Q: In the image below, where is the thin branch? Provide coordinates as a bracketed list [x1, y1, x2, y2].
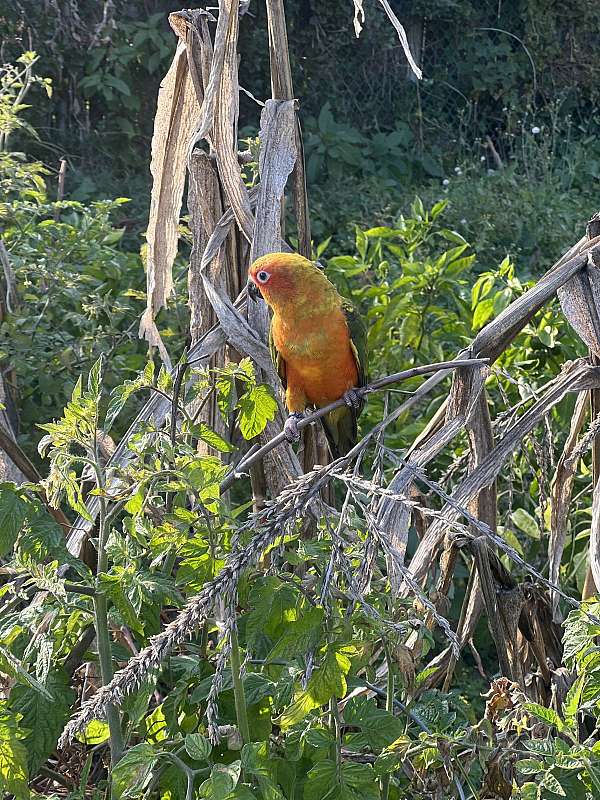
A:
[220, 357, 489, 492]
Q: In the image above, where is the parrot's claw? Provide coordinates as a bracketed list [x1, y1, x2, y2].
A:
[343, 388, 362, 409]
[283, 412, 304, 443]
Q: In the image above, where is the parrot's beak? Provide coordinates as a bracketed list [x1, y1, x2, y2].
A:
[247, 280, 262, 302]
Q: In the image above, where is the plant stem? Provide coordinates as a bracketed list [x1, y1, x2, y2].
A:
[229, 624, 251, 744]
[381, 649, 394, 800]
[94, 493, 124, 765]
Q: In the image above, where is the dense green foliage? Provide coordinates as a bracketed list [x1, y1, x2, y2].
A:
[1, 2, 600, 798]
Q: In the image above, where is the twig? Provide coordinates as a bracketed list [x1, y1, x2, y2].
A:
[220, 358, 489, 492]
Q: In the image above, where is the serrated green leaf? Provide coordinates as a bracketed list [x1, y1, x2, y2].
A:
[541, 771, 567, 796]
[196, 423, 235, 453]
[523, 702, 564, 731]
[343, 696, 404, 750]
[77, 719, 110, 745]
[303, 759, 378, 800]
[9, 668, 75, 773]
[112, 742, 157, 799]
[517, 758, 544, 775]
[238, 384, 278, 439]
[185, 732, 212, 762]
[277, 646, 350, 729]
[0, 707, 29, 800]
[0, 487, 28, 556]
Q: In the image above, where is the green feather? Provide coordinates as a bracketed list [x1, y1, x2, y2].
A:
[320, 299, 367, 457]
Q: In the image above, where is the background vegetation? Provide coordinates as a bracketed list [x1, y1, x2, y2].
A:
[1, 1, 600, 798]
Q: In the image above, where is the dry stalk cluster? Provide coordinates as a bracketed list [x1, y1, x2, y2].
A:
[53, 1, 600, 746]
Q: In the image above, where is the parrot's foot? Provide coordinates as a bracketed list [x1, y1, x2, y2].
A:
[343, 388, 362, 409]
[283, 412, 304, 443]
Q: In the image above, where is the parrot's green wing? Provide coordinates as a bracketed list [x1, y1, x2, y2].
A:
[321, 299, 368, 459]
[269, 322, 287, 389]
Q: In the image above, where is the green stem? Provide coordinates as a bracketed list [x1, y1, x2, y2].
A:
[94, 494, 124, 766]
[381, 649, 394, 800]
[229, 625, 251, 745]
[329, 697, 342, 779]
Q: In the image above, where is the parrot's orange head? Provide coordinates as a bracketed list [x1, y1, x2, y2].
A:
[248, 252, 320, 308]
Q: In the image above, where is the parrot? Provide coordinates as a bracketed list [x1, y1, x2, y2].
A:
[247, 252, 367, 457]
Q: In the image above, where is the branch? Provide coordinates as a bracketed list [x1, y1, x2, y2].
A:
[220, 358, 490, 493]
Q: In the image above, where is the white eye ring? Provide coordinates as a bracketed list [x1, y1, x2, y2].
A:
[256, 270, 271, 284]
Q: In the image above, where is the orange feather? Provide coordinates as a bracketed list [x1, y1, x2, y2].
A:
[248, 253, 359, 414]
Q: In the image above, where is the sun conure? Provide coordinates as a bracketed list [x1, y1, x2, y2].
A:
[248, 252, 367, 457]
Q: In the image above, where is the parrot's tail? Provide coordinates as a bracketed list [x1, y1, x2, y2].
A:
[320, 404, 362, 459]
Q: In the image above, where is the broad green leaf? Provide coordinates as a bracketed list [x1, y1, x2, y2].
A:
[212, 761, 241, 797]
[0, 707, 29, 800]
[343, 696, 404, 750]
[472, 297, 494, 329]
[77, 720, 110, 745]
[511, 508, 540, 539]
[523, 702, 564, 731]
[308, 647, 351, 704]
[541, 772, 567, 796]
[303, 759, 378, 800]
[196, 422, 235, 453]
[517, 758, 544, 775]
[267, 605, 324, 661]
[238, 384, 278, 439]
[9, 668, 75, 773]
[0, 486, 28, 556]
[185, 732, 212, 762]
[277, 646, 350, 729]
[112, 742, 157, 799]
[243, 673, 276, 706]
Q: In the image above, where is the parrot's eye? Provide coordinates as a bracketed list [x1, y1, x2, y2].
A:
[256, 270, 271, 284]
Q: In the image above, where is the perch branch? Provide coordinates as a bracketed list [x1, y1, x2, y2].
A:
[220, 357, 490, 493]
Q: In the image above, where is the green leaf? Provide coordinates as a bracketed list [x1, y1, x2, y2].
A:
[243, 673, 277, 706]
[563, 675, 583, 721]
[541, 772, 567, 796]
[88, 355, 103, 397]
[185, 732, 212, 762]
[105, 75, 132, 96]
[343, 696, 404, 750]
[304, 759, 378, 800]
[211, 761, 241, 797]
[511, 508, 540, 539]
[277, 646, 350, 729]
[77, 720, 110, 745]
[112, 742, 157, 799]
[105, 381, 140, 430]
[0, 646, 53, 699]
[196, 422, 235, 453]
[517, 758, 545, 775]
[523, 702, 564, 731]
[0, 486, 28, 556]
[472, 297, 494, 329]
[9, 668, 75, 773]
[98, 571, 144, 634]
[308, 647, 351, 705]
[0, 706, 29, 800]
[238, 384, 278, 439]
